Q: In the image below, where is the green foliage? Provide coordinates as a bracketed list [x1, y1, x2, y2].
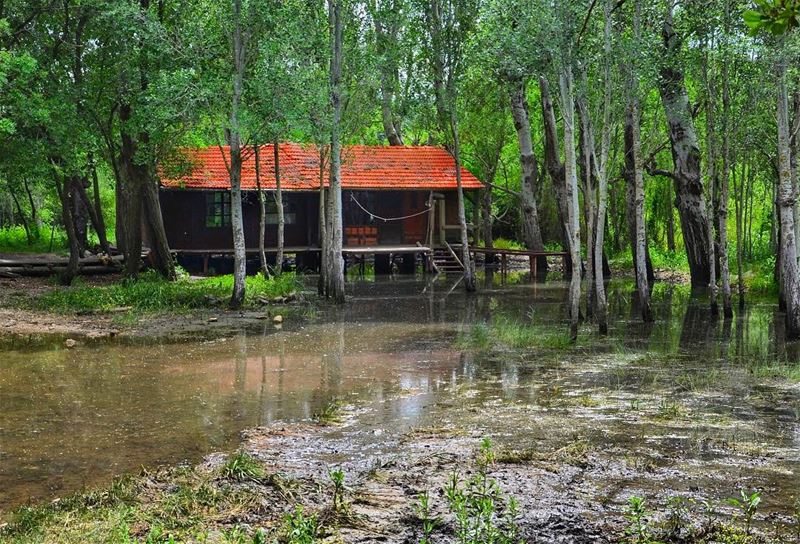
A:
[282, 505, 319, 544]
[415, 490, 438, 544]
[441, 439, 522, 544]
[726, 490, 762, 536]
[28, 271, 301, 314]
[492, 238, 526, 251]
[743, 0, 800, 35]
[328, 468, 347, 515]
[458, 317, 573, 351]
[625, 497, 660, 544]
[221, 451, 265, 482]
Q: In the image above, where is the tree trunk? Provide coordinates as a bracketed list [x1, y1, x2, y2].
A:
[540, 76, 573, 275]
[450, 109, 476, 292]
[228, 0, 247, 309]
[370, 5, 403, 146]
[734, 156, 745, 310]
[141, 175, 176, 279]
[702, 51, 719, 316]
[54, 175, 80, 285]
[624, 117, 655, 286]
[327, 0, 346, 303]
[89, 154, 111, 255]
[71, 176, 89, 255]
[119, 104, 144, 277]
[719, 23, 732, 318]
[274, 138, 285, 275]
[558, 66, 582, 341]
[74, 173, 109, 256]
[22, 178, 39, 233]
[658, 13, 712, 289]
[577, 86, 596, 318]
[254, 144, 269, 276]
[318, 146, 328, 296]
[8, 183, 32, 245]
[508, 78, 547, 273]
[481, 187, 493, 256]
[627, 0, 653, 323]
[777, 55, 800, 339]
[594, 0, 613, 335]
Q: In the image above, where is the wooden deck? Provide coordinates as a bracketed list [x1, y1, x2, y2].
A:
[170, 245, 566, 277]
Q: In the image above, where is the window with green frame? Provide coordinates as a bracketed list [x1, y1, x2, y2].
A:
[205, 192, 231, 228]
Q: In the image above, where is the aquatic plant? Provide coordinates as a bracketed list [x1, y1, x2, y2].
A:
[727, 489, 762, 536]
[221, 451, 265, 482]
[313, 400, 343, 425]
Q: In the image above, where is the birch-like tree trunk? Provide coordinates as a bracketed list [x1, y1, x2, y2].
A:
[577, 83, 596, 318]
[327, 0, 346, 303]
[254, 144, 268, 276]
[274, 138, 284, 275]
[593, 0, 613, 335]
[228, 0, 247, 309]
[450, 109, 476, 291]
[626, 0, 653, 323]
[558, 67, 582, 340]
[776, 55, 800, 339]
[658, 11, 712, 289]
[702, 51, 719, 316]
[719, 13, 732, 317]
[318, 146, 328, 296]
[508, 77, 547, 272]
[54, 174, 80, 285]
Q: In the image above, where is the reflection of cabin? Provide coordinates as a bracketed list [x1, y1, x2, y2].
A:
[158, 143, 483, 273]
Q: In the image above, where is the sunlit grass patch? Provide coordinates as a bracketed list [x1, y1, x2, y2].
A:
[221, 451, 265, 482]
[457, 317, 573, 351]
[26, 271, 302, 314]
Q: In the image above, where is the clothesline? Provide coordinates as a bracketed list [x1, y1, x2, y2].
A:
[350, 194, 432, 222]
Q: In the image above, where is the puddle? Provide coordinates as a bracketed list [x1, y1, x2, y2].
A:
[0, 274, 798, 522]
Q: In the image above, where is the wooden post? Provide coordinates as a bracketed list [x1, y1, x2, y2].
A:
[529, 254, 537, 279]
[501, 253, 507, 275]
[203, 254, 209, 276]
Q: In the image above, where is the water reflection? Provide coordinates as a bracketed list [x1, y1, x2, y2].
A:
[0, 275, 798, 513]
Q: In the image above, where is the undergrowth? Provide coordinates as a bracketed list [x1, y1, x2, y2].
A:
[24, 271, 301, 314]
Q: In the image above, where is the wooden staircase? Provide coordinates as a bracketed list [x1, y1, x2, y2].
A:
[431, 243, 465, 274]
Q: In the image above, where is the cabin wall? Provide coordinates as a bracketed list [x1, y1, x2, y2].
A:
[159, 188, 467, 250]
[159, 189, 317, 250]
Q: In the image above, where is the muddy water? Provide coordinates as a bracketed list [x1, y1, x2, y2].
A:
[0, 274, 798, 518]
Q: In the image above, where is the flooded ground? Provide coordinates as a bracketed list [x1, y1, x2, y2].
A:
[0, 273, 798, 537]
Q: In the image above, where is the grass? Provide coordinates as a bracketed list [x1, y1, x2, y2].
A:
[457, 317, 573, 351]
[22, 271, 302, 315]
[220, 452, 265, 481]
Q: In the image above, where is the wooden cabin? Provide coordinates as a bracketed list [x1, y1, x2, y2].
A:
[158, 143, 483, 273]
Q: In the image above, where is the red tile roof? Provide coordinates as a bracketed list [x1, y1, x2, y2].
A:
[159, 143, 483, 191]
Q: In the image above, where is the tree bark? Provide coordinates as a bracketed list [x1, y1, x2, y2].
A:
[577, 85, 596, 318]
[626, 0, 653, 323]
[450, 109, 476, 291]
[658, 13, 712, 289]
[318, 145, 328, 296]
[777, 55, 800, 339]
[54, 174, 80, 285]
[89, 154, 111, 255]
[119, 104, 144, 277]
[254, 144, 269, 275]
[327, 0, 346, 303]
[540, 76, 573, 275]
[274, 138, 284, 275]
[369, 0, 404, 146]
[702, 51, 719, 316]
[593, 0, 613, 335]
[558, 67, 582, 340]
[508, 78, 547, 273]
[719, 15, 732, 317]
[228, 0, 247, 309]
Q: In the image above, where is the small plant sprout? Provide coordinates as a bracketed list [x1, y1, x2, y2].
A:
[283, 505, 318, 544]
[477, 437, 496, 473]
[329, 468, 346, 514]
[415, 490, 438, 544]
[625, 496, 653, 544]
[726, 489, 761, 536]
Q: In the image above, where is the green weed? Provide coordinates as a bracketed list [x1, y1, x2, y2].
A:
[25, 271, 301, 314]
[282, 506, 318, 544]
[313, 400, 343, 425]
[727, 489, 761, 536]
[221, 451, 265, 482]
